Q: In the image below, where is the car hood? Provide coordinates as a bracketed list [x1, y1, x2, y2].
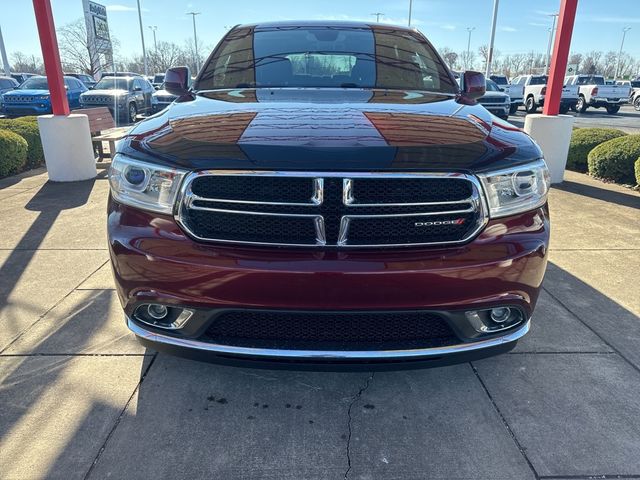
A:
[479, 91, 510, 100]
[82, 89, 129, 97]
[4, 89, 50, 97]
[152, 89, 176, 98]
[121, 88, 541, 172]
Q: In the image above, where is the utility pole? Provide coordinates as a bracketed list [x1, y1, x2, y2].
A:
[545, 13, 559, 75]
[466, 27, 475, 70]
[485, 0, 499, 77]
[408, 0, 413, 27]
[187, 12, 201, 72]
[0, 24, 10, 76]
[148, 25, 157, 51]
[615, 26, 631, 81]
[136, 0, 148, 76]
[371, 12, 384, 23]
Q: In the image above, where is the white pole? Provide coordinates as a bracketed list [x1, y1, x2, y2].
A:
[408, 0, 413, 27]
[615, 27, 631, 81]
[136, 0, 148, 76]
[0, 24, 10, 76]
[545, 13, 558, 75]
[187, 12, 201, 72]
[485, 0, 499, 77]
[466, 27, 475, 70]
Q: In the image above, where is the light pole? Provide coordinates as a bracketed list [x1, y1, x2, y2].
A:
[136, 0, 148, 76]
[0, 24, 10, 76]
[485, 0, 499, 77]
[187, 12, 201, 72]
[371, 12, 384, 23]
[148, 25, 157, 51]
[408, 0, 413, 27]
[615, 26, 631, 81]
[545, 13, 559, 75]
[466, 27, 475, 70]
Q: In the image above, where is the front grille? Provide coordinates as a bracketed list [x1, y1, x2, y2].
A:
[82, 96, 112, 104]
[5, 96, 36, 103]
[479, 97, 507, 104]
[177, 172, 486, 248]
[202, 310, 459, 350]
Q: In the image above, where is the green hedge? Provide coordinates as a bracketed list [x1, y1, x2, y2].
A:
[567, 128, 627, 172]
[0, 130, 28, 178]
[587, 135, 640, 184]
[0, 121, 44, 169]
[635, 157, 640, 186]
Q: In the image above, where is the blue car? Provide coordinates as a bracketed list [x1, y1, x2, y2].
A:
[1, 75, 87, 116]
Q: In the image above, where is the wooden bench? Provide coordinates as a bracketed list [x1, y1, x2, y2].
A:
[78, 107, 129, 161]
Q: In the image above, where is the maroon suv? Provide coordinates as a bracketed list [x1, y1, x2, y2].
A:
[108, 21, 550, 367]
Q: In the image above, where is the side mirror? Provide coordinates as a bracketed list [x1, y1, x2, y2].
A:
[133, 86, 142, 91]
[154, 85, 160, 90]
[164, 66, 191, 96]
[461, 71, 486, 100]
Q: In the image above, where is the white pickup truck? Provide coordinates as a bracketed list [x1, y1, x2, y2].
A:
[489, 75, 524, 115]
[565, 75, 631, 114]
[511, 74, 579, 114]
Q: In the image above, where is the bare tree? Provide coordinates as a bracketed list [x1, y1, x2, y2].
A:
[148, 41, 188, 74]
[438, 47, 458, 69]
[10, 52, 44, 74]
[459, 50, 476, 71]
[57, 18, 118, 76]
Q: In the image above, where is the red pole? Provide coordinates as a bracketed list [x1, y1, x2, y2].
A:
[32, 0, 69, 115]
[543, 0, 578, 116]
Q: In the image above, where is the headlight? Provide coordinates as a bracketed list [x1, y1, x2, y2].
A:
[478, 159, 550, 218]
[108, 154, 187, 214]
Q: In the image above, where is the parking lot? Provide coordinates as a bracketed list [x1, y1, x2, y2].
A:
[509, 103, 640, 134]
[0, 165, 638, 479]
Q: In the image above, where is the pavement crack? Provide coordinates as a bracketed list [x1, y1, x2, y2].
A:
[343, 372, 374, 480]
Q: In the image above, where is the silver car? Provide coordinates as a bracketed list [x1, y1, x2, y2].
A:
[477, 79, 511, 119]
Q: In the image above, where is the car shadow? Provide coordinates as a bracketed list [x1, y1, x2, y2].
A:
[554, 179, 640, 210]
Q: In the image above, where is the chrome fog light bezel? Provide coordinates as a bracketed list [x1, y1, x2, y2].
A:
[465, 307, 525, 334]
[133, 304, 194, 330]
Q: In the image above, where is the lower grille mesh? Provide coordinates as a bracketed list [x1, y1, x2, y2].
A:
[203, 310, 459, 351]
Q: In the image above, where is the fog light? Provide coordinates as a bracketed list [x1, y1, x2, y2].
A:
[133, 304, 194, 330]
[147, 304, 168, 320]
[466, 307, 524, 334]
[490, 307, 511, 324]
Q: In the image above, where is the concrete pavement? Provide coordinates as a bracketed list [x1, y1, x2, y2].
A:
[0, 168, 639, 479]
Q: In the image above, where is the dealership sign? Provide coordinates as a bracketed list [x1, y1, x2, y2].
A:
[82, 0, 112, 71]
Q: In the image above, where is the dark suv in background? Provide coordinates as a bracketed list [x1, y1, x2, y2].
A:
[80, 75, 154, 123]
[108, 21, 550, 368]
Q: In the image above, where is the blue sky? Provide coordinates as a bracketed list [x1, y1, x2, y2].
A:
[3, 0, 640, 59]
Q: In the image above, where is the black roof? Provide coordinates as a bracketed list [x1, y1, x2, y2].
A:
[236, 20, 416, 31]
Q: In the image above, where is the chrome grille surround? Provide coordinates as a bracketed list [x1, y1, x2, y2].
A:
[175, 171, 488, 248]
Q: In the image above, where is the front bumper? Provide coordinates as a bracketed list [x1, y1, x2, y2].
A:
[2, 103, 51, 115]
[109, 199, 549, 366]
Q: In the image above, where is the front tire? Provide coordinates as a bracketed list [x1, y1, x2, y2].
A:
[559, 104, 570, 114]
[634, 96, 640, 111]
[525, 96, 537, 114]
[509, 103, 518, 115]
[128, 103, 137, 123]
[576, 96, 588, 113]
[606, 105, 620, 115]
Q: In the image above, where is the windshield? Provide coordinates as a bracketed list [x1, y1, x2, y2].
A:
[485, 79, 502, 92]
[197, 26, 457, 93]
[577, 76, 605, 85]
[20, 77, 49, 90]
[94, 78, 131, 90]
[529, 76, 548, 86]
[631, 81, 640, 88]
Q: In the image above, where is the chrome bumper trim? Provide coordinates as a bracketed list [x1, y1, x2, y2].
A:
[127, 316, 529, 360]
